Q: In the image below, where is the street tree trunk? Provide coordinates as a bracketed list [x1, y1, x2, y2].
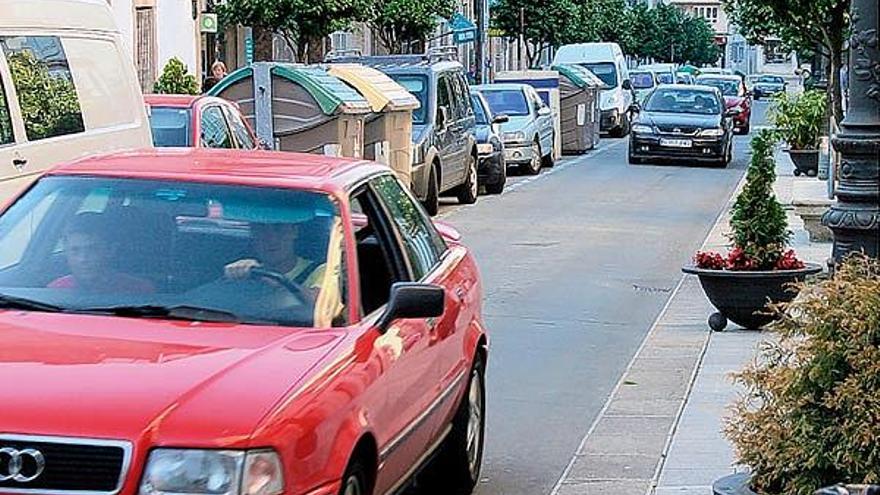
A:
[253, 26, 274, 61]
[307, 37, 326, 64]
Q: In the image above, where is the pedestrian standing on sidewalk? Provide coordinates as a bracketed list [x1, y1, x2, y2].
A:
[203, 61, 228, 93]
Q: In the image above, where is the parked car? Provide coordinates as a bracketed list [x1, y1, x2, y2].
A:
[629, 84, 736, 167]
[470, 92, 509, 194]
[0, 0, 152, 202]
[552, 42, 633, 137]
[639, 64, 677, 85]
[751, 74, 787, 99]
[473, 83, 555, 175]
[630, 70, 660, 104]
[695, 74, 752, 134]
[0, 148, 488, 495]
[145, 95, 259, 149]
[327, 49, 479, 216]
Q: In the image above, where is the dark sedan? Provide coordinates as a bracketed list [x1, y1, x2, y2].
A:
[751, 74, 787, 99]
[628, 85, 736, 167]
[471, 92, 509, 194]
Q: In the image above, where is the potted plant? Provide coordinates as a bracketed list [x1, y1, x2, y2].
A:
[682, 130, 822, 331]
[714, 255, 880, 495]
[769, 90, 827, 177]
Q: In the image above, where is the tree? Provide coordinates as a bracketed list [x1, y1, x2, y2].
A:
[721, 0, 849, 123]
[369, 0, 456, 53]
[153, 58, 200, 95]
[625, 2, 658, 61]
[6, 51, 84, 140]
[218, 0, 369, 62]
[679, 15, 720, 65]
[492, 0, 586, 67]
[578, 0, 632, 48]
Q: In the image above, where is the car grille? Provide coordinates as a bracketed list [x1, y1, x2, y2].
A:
[656, 125, 700, 135]
[0, 435, 130, 493]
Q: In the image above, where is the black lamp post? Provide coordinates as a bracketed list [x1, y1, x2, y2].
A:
[822, 0, 880, 261]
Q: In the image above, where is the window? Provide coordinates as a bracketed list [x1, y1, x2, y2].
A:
[149, 107, 191, 147]
[223, 106, 256, 149]
[437, 75, 452, 125]
[455, 73, 474, 118]
[371, 174, 446, 280]
[0, 176, 346, 328]
[0, 75, 13, 145]
[711, 7, 718, 22]
[471, 95, 488, 125]
[480, 89, 530, 116]
[200, 106, 234, 148]
[0, 36, 85, 141]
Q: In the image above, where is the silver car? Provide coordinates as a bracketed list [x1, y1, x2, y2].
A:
[473, 83, 555, 175]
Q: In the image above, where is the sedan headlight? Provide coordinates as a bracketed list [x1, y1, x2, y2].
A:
[698, 128, 725, 137]
[140, 449, 283, 495]
[477, 143, 494, 154]
[503, 131, 526, 144]
[631, 124, 654, 134]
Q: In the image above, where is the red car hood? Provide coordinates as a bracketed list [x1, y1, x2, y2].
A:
[0, 311, 344, 447]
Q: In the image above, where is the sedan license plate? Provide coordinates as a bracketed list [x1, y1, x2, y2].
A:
[660, 138, 693, 148]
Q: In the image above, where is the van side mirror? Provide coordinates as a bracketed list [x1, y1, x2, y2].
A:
[376, 283, 445, 333]
[622, 79, 633, 91]
[492, 114, 509, 124]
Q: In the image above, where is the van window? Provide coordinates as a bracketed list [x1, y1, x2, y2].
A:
[0, 75, 13, 145]
[437, 75, 452, 125]
[0, 36, 85, 141]
[581, 62, 618, 88]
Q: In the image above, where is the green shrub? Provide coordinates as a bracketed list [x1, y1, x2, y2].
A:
[769, 90, 827, 150]
[7, 51, 84, 140]
[727, 129, 791, 269]
[725, 255, 880, 495]
[153, 58, 199, 95]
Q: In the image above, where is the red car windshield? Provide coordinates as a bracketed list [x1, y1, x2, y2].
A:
[0, 176, 347, 328]
[149, 107, 192, 147]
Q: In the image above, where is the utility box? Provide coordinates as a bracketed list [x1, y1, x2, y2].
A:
[552, 64, 606, 153]
[325, 64, 420, 187]
[494, 70, 562, 159]
[208, 62, 371, 158]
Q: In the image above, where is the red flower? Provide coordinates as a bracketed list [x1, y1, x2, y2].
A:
[775, 249, 805, 270]
[726, 247, 758, 271]
[695, 251, 726, 269]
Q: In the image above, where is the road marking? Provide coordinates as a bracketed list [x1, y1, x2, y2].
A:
[436, 139, 628, 219]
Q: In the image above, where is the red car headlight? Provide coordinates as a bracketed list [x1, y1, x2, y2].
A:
[139, 449, 283, 495]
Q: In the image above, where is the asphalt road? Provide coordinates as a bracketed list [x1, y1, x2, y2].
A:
[408, 101, 771, 495]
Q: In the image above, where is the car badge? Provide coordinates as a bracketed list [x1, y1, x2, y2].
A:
[674, 128, 682, 134]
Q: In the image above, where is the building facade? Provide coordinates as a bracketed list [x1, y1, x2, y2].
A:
[107, 0, 202, 91]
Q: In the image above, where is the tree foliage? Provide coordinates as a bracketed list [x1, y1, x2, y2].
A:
[492, 0, 719, 67]
[721, 0, 849, 122]
[153, 57, 200, 96]
[369, 0, 456, 53]
[218, 0, 369, 62]
[726, 254, 880, 494]
[7, 51, 84, 140]
[728, 130, 791, 269]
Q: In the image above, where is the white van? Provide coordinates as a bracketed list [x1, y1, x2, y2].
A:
[0, 0, 152, 201]
[552, 42, 633, 137]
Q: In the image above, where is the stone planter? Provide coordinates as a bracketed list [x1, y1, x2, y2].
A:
[682, 264, 823, 331]
[786, 149, 820, 177]
[793, 198, 834, 242]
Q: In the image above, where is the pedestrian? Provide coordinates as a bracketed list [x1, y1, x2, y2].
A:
[203, 61, 227, 93]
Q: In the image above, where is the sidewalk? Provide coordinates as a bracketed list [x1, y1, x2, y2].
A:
[550, 148, 833, 495]
[651, 150, 833, 495]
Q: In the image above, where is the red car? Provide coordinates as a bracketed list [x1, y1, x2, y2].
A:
[145, 95, 260, 149]
[0, 149, 488, 495]
[695, 75, 752, 134]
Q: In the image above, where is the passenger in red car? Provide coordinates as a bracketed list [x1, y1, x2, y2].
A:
[48, 213, 154, 293]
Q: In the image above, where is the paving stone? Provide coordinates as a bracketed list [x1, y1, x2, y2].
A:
[579, 416, 673, 456]
[556, 479, 651, 495]
[565, 454, 659, 481]
[606, 397, 683, 417]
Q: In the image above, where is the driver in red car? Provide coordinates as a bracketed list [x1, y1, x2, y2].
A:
[49, 213, 154, 293]
[224, 222, 325, 292]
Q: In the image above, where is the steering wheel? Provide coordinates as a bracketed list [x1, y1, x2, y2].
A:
[250, 267, 313, 304]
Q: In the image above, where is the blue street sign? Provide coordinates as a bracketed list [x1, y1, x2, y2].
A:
[451, 13, 477, 44]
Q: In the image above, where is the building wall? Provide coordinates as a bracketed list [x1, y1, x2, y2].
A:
[107, 0, 200, 90]
[668, 0, 729, 36]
